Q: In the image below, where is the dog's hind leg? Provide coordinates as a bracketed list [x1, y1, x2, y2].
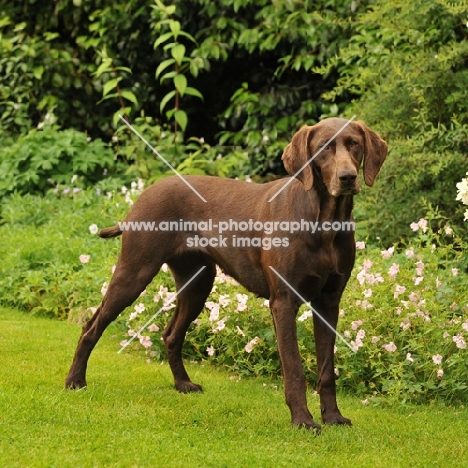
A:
[65, 256, 162, 389]
[163, 256, 216, 393]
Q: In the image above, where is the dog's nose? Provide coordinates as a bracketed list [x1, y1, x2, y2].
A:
[338, 169, 357, 185]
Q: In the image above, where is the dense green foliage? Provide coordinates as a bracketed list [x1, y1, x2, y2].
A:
[1, 0, 468, 239]
[321, 0, 468, 241]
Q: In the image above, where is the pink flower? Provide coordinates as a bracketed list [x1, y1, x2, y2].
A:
[161, 263, 168, 273]
[400, 319, 411, 331]
[208, 305, 220, 322]
[409, 292, 419, 303]
[363, 289, 373, 298]
[371, 336, 380, 344]
[381, 246, 394, 259]
[436, 277, 442, 288]
[361, 399, 369, 405]
[235, 293, 249, 312]
[410, 218, 428, 232]
[405, 247, 415, 258]
[213, 319, 226, 333]
[206, 346, 215, 357]
[437, 369, 444, 378]
[452, 268, 459, 277]
[453, 334, 467, 349]
[363, 259, 373, 271]
[89, 224, 99, 235]
[445, 225, 453, 235]
[351, 320, 363, 331]
[139, 335, 152, 348]
[79, 254, 90, 264]
[415, 261, 424, 276]
[101, 282, 108, 296]
[356, 241, 366, 250]
[414, 277, 424, 286]
[406, 352, 414, 362]
[382, 341, 397, 353]
[334, 368, 340, 376]
[388, 263, 400, 279]
[219, 294, 231, 307]
[394, 285, 406, 299]
[134, 303, 146, 314]
[462, 321, 468, 332]
[148, 324, 159, 332]
[432, 354, 442, 365]
[263, 299, 270, 307]
[245, 336, 260, 353]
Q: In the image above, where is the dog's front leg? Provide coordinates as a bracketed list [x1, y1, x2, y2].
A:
[312, 297, 352, 426]
[270, 295, 321, 432]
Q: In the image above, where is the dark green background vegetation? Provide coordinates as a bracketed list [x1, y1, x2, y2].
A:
[1, 0, 468, 242]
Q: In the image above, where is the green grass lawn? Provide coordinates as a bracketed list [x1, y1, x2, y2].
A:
[1, 308, 467, 468]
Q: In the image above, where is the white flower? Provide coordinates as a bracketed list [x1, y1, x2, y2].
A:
[298, 310, 313, 322]
[206, 346, 215, 357]
[89, 224, 99, 235]
[245, 336, 260, 353]
[432, 354, 442, 365]
[382, 341, 397, 353]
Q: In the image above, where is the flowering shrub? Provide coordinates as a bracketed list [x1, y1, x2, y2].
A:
[456, 172, 468, 221]
[113, 213, 467, 405]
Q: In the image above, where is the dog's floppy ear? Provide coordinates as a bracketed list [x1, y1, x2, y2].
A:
[356, 121, 388, 187]
[281, 126, 315, 191]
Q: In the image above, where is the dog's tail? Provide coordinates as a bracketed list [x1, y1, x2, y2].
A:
[99, 225, 122, 238]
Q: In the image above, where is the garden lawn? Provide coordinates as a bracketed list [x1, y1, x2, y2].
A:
[1, 307, 467, 468]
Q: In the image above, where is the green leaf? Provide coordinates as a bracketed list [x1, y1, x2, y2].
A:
[154, 32, 173, 50]
[94, 58, 112, 77]
[156, 58, 175, 79]
[173, 74, 187, 96]
[120, 90, 138, 105]
[174, 109, 188, 131]
[103, 77, 122, 97]
[184, 87, 203, 100]
[160, 90, 176, 113]
[171, 44, 186, 66]
[169, 20, 181, 40]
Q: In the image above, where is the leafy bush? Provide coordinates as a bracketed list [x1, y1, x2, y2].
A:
[0, 128, 118, 196]
[319, 0, 468, 242]
[0, 0, 364, 164]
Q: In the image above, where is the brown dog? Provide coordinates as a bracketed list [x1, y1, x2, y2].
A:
[66, 118, 387, 431]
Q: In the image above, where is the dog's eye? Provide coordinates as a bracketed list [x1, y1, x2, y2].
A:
[349, 141, 359, 147]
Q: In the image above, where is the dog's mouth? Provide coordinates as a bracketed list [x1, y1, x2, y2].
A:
[331, 186, 361, 197]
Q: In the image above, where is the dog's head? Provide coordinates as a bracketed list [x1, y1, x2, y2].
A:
[281, 118, 388, 196]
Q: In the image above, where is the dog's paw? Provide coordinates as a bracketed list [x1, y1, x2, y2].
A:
[322, 414, 352, 426]
[293, 421, 322, 434]
[175, 381, 203, 393]
[65, 378, 87, 390]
